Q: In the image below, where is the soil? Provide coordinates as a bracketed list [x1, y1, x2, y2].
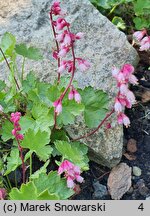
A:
[72, 47, 150, 200]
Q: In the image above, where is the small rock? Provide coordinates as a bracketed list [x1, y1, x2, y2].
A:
[146, 196, 150, 200]
[139, 186, 149, 196]
[133, 166, 142, 177]
[107, 163, 132, 200]
[93, 181, 108, 199]
[127, 139, 137, 153]
[141, 90, 150, 103]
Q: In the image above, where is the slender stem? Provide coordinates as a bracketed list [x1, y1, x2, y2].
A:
[17, 140, 26, 183]
[6, 175, 12, 189]
[30, 152, 32, 177]
[0, 47, 20, 90]
[72, 109, 115, 141]
[49, 12, 61, 83]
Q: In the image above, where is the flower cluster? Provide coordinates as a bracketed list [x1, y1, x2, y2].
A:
[50, 1, 90, 115]
[58, 160, 84, 189]
[112, 64, 138, 127]
[10, 112, 24, 141]
[133, 29, 150, 51]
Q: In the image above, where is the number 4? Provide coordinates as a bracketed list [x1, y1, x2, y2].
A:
[138, 203, 144, 211]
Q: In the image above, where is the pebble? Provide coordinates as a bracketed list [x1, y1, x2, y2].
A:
[139, 186, 149, 196]
[92, 181, 108, 199]
[127, 139, 137, 153]
[132, 166, 142, 177]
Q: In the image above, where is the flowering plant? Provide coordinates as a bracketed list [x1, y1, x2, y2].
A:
[0, 1, 138, 200]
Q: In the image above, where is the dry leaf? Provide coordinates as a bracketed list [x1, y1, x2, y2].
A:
[127, 138, 137, 153]
[107, 163, 131, 200]
[123, 153, 136, 161]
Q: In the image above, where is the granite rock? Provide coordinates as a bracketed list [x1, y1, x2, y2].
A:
[0, 0, 139, 167]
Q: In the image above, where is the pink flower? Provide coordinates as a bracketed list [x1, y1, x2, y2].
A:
[0, 188, 6, 200]
[58, 60, 67, 73]
[126, 90, 136, 105]
[113, 64, 138, 128]
[139, 36, 150, 51]
[10, 112, 24, 141]
[119, 84, 128, 95]
[68, 87, 81, 103]
[121, 64, 134, 77]
[75, 32, 84, 40]
[133, 29, 147, 41]
[53, 99, 62, 115]
[58, 45, 70, 58]
[117, 113, 130, 127]
[128, 74, 138, 85]
[114, 98, 123, 113]
[74, 90, 81, 103]
[68, 89, 74, 100]
[55, 18, 70, 31]
[76, 58, 90, 72]
[52, 50, 58, 60]
[58, 160, 84, 189]
[50, 1, 65, 16]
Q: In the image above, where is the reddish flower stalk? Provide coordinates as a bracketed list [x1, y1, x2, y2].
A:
[49, 11, 61, 83]
[72, 109, 115, 141]
[10, 112, 26, 183]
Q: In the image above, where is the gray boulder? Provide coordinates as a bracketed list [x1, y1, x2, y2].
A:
[0, 0, 139, 167]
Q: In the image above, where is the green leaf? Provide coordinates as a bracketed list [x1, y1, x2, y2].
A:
[133, 17, 150, 30]
[9, 182, 38, 200]
[4, 148, 31, 176]
[134, 0, 150, 16]
[4, 148, 21, 175]
[15, 43, 43, 60]
[31, 103, 49, 119]
[48, 178, 74, 200]
[35, 111, 54, 132]
[0, 32, 16, 61]
[22, 71, 37, 93]
[37, 191, 59, 200]
[33, 172, 74, 199]
[51, 130, 69, 143]
[80, 87, 109, 128]
[1, 120, 14, 142]
[33, 172, 60, 195]
[19, 116, 35, 134]
[54, 140, 89, 170]
[112, 16, 126, 29]
[0, 80, 6, 91]
[57, 100, 85, 126]
[21, 129, 52, 161]
[30, 160, 50, 180]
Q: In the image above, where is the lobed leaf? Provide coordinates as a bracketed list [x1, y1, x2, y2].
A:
[54, 140, 89, 170]
[80, 87, 109, 128]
